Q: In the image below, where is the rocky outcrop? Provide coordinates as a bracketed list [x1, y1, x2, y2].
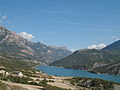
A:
[78, 79, 93, 87]
[69, 77, 115, 89]
[93, 62, 108, 68]
[93, 62, 120, 75]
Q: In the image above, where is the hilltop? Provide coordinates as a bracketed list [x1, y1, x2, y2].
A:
[50, 40, 120, 75]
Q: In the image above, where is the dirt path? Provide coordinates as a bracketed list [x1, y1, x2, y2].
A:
[3, 81, 43, 90]
[47, 80, 76, 90]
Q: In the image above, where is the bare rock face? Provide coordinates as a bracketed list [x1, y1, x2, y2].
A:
[107, 63, 120, 75]
[79, 80, 93, 87]
[70, 77, 115, 89]
[0, 26, 34, 55]
[0, 26, 72, 64]
[0, 26, 26, 45]
[93, 62, 108, 68]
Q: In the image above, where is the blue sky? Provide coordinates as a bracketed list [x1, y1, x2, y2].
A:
[0, 0, 120, 50]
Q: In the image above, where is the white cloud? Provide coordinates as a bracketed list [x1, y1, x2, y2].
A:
[88, 43, 107, 49]
[97, 43, 107, 49]
[88, 45, 97, 49]
[18, 32, 34, 41]
[70, 49, 76, 52]
[1, 15, 8, 20]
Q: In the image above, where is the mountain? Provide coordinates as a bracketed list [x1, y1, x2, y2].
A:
[103, 40, 120, 50]
[0, 26, 72, 64]
[50, 40, 120, 75]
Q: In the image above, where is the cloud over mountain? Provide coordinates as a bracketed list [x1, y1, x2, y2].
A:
[18, 32, 34, 41]
[88, 43, 106, 49]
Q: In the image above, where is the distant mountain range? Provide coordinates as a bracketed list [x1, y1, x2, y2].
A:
[50, 40, 120, 75]
[0, 26, 72, 65]
[1, 26, 120, 76]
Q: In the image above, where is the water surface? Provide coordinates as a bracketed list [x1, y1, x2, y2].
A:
[37, 65, 120, 83]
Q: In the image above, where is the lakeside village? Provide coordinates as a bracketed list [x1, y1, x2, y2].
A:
[0, 65, 76, 90]
[0, 66, 120, 90]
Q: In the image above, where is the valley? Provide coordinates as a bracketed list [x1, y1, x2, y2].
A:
[0, 26, 120, 90]
[50, 45, 120, 75]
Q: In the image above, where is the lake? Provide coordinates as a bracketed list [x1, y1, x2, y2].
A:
[37, 65, 120, 83]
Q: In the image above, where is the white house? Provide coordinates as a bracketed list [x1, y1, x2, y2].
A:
[5, 72, 10, 76]
[18, 72, 23, 77]
[12, 71, 24, 77]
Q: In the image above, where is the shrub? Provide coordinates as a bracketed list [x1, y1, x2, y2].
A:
[7, 75, 31, 84]
[39, 79, 48, 86]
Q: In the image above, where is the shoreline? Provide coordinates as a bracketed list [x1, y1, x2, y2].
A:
[36, 65, 120, 84]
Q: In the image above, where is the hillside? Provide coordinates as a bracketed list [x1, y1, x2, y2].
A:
[103, 40, 120, 50]
[0, 26, 72, 65]
[50, 41, 120, 75]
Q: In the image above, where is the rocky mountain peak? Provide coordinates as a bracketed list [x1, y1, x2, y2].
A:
[0, 26, 5, 29]
[0, 26, 28, 46]
[0, 26, 72, 64]
[0, 26, 15, 34]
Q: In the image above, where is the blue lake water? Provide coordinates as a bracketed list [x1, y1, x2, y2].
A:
[37, 65, 120, 83]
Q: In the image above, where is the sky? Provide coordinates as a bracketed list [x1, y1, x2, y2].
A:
[0, 0, 120, 51]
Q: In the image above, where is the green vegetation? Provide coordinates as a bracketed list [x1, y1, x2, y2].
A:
[7, 75, 31, 84]
[50, 49, 120, 75]
[67, 77, 118, 90]
[0, 57, 33, 72]
[0, 74, 31, 84]
[0, 73, 66, 90]
[39, 79, 48, 86]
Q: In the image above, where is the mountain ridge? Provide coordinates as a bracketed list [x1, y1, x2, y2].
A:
[50, 40, 120, 75]
[0, 26, 72, 64]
